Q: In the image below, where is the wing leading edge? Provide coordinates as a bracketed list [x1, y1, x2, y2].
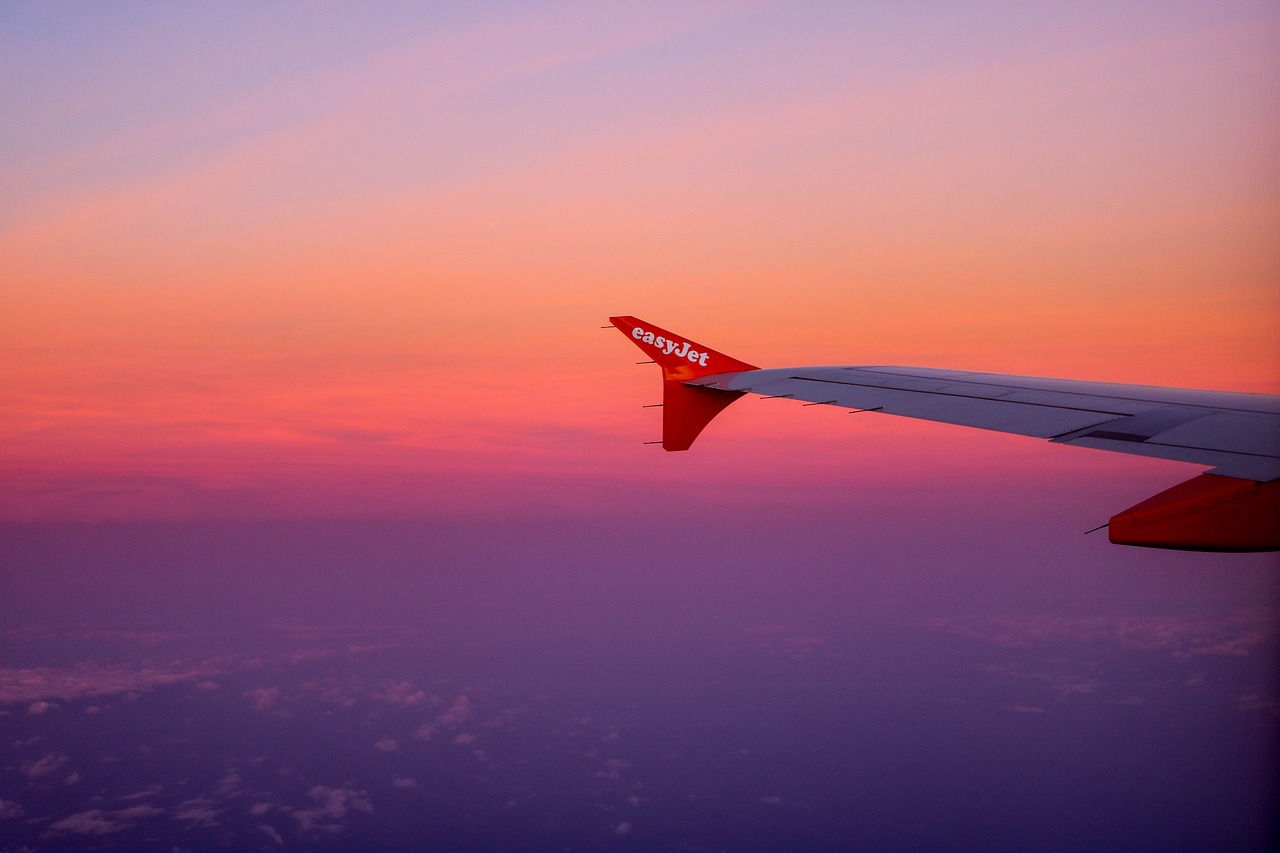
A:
[609, 315, 1280, 552]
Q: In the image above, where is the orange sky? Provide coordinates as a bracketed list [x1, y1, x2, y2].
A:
[2, 1, 1277, 521]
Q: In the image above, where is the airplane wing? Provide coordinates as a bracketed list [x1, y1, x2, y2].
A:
[608, 315, 1280, 552]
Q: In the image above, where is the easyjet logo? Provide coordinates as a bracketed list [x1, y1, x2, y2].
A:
[632, 326, 710, 366]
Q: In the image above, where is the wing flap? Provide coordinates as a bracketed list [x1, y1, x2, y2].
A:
[1151, 413, 1280, 458]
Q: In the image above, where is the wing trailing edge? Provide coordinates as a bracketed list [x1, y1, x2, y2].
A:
[609, 315, 1280, 552]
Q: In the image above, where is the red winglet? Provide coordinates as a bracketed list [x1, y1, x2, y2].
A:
[609, 316, 759, 451]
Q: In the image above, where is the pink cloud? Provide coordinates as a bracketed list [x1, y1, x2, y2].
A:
[21, 752, 68, 779]
[244, 688, 283, 711]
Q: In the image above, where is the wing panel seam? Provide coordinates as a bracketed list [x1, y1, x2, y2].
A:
[1076, 438, 1280, 461]
[788, 376, 1129, 416]
[829, 369, 1277, 416]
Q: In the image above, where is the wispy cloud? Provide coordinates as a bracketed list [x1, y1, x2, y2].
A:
[291, 785, 373, 835]
[21, 752, 69, 779]
[924, 610, 1275, 659]
[737, 624, 827, 660]
[244, 687, 283, 712]
[172, 796, 222, 828]
[0, 663, 218, 706]
[45, 804, 163, 836]
[0, 624, 418, 708]
[1005, 704, 1048, 715]
[1, 2, 748, 248]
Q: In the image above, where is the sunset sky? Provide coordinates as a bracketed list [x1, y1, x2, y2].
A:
[3, 0, 1278, 522]
[2, 3, 1278, 850]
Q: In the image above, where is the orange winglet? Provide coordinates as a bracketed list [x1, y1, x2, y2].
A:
[1108, 473, 1280, 552]
[609, 316, 759, 451]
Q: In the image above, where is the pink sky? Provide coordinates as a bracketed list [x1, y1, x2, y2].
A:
[2, 1, 1277, 522]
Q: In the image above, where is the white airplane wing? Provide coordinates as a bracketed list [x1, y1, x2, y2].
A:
[609, 316, 1280, 553]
